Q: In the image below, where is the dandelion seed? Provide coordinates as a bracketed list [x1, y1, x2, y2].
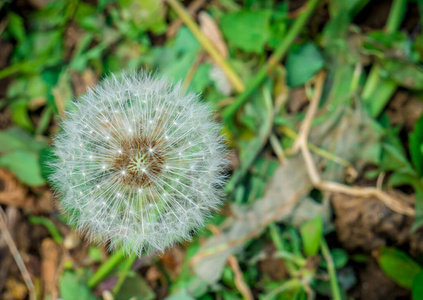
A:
[49, 71, 227, 255]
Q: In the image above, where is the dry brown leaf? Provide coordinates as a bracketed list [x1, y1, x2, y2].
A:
[41, 238, 60, 300]
[199, 12, 228, 58]
[160, 245, 185, 279]
[70, 69, 98, 97]
[0, 169, 34, 209]
[198, 12, 233, 95]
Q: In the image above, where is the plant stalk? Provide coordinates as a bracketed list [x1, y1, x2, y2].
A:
[361, 0, 407, 116]
[165, 0, 245, 93]
[112, 254, 137, 295]
[88, 248, 126, 288]
[320, 239, 342, 300]
[222, 0, 320, 121]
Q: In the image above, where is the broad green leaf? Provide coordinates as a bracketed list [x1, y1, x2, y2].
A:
[115, 273, 155, 300]
[8, 12, 26, 43]
[88, 247, 103, 263]
[221, 10, 271, 53]
[321, 248, 348, 269]
[0, 150, 46, 186]
[412, 270, 423, 300]
[268, 3, 288, 49]
[286, 42, 325, 87]
[380, 59, 423, 90]
[165, 289, 195, 300]
[154, 27, 200, 82]
[378, 247, 422, 289]
[409, 114, 423, 177]
[362, 31, 411, 59]
[381, 143, 410, 171]
[0, 127, 47, 154]
[300, 214, 323, 257]
[10, 100, 34, 131]
[60, 270, 98, 300]
[190, 63, 212, 93]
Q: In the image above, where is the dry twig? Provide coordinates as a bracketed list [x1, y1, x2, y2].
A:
[207, 225, 253, 300]
[293, 71, 415, 216]
[166, 0, 206, 38]
[0, 207, 36, 300]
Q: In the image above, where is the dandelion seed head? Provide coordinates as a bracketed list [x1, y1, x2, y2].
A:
[50, 71, 227, 255]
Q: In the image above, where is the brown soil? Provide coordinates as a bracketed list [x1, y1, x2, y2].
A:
[332, 190, 423, 255]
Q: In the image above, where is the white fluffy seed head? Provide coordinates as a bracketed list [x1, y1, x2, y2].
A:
[50, 71, 227, 255]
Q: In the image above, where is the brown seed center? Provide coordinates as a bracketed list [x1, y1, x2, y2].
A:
[111, 136, 165, 188]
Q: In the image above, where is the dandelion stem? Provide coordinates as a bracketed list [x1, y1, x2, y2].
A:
[112, 254, 137, 295]
[88, 248, 126, 289]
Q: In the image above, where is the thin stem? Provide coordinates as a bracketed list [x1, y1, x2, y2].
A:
[165, 0, 245, 93]
[280, 126, 355, 170]
[361, 0, 406, 114]
[386, 0, 407, 33]
[270, 133, 286, 164]
[88, 248, 126, 288]
[320, 239, 342, 300]
[0, 208, 36, 300]
[263, 279, 302, 300]
[112, 254, 137, 295]
[222, 0, 320, 121]
[28, 216, 64, 244]
[361, 65, 380, 104]
[269, 223, 306, 268]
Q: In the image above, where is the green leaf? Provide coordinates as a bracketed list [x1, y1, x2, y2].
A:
[286, 42, 325, 87]
[381, 143, 410, 171]
[0, 127, 42, 154]
[321, 249, 349, 269]
[10, 100, 34, 132]
[300, 214, 323, 257]
[190, 63, 212, 93]
[221, 10, 271, 54]
[88, 247, 103, 263]
[413, 270, 423, 300]
[380, 59, 423, 90]
[378, 247, 422, 289]
[8, 12, 26, 43]
[0, 150, 46, 186]
[115, 273, 155, 300]
[39, 147, 57, 181]
[268, 3, 288, 49]
[154, 27, 200, 82]
[410, 114, 423, 177]
[60, 270, 98, 300]
[165, 290, 195, 300]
